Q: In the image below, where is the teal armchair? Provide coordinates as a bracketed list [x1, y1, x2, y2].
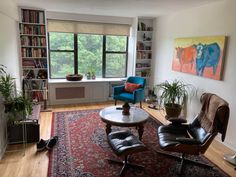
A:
[113, 76, 146, 108]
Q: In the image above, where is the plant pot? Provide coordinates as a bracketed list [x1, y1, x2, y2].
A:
[164, 103, 182, 119]
[8, 122, 40, 144]
[4, 102, 13, 113]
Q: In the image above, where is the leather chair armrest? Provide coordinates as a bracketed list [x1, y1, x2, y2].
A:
[175, 137, 201, 144]
[169, 117, 187, 125]
[113, 85, 125, 95]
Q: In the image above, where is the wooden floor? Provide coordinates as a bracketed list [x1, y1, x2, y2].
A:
[0, 102, 235, 177]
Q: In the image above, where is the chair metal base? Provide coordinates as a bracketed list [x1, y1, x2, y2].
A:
[107, 155, 144, 177]
[155, 150, 213, 174]
[224, 153, 236, 169]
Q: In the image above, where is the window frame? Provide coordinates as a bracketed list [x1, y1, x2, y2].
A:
[48, 32, 128, 79]
[103, 36, 128, 78]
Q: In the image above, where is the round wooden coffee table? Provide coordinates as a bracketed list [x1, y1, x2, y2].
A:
[99, 106, 149, 140]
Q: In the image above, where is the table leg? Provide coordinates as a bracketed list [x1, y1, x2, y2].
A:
[138, 124, 144, 140]
[106, 124, 112, 135]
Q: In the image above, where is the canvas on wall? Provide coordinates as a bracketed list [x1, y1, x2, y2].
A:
[172, 36, 226, 80]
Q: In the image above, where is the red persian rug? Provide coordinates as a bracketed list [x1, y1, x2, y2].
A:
[48, 109, 229, 177]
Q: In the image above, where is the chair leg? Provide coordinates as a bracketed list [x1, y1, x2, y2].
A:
[140, 102, 142, 108]
[115, 100, 117, 105]
[155, 150, 213, 173]
[179, 154, 185, 174]
[107, 155, 145, 177]
[120, 156, 128, 177]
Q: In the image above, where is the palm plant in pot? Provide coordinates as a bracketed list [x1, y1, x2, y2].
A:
[156, 79, 191, 119]
[0, 64, 32, 123]
[0, 64, 33, 143]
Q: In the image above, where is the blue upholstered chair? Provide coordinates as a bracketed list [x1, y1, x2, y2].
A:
[113, 76, 146, 108]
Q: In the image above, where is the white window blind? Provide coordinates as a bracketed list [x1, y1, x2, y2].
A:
[47, 19, 131, 36]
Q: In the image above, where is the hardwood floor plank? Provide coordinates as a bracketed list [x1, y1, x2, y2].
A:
[0, 102, 235, 177]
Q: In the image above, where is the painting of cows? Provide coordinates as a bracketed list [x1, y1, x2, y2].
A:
[172, 36, 226, 80]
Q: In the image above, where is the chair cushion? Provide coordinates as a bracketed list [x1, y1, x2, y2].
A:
[113, 92, 134, 103]
[108, 130, 146, 156]
[157, 125, 197, 149]
[124, 82, 141, 93]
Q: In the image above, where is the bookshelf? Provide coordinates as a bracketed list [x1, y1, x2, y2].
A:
[135, 18, 154, 94]
[19, 8, 48, 104]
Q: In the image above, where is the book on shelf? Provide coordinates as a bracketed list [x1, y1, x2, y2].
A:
[19, 24, 46, 35]
[136, 63, 151, 68]
[24, 79, 47, 90]
[21, 48, 47, 57]
[23, 58, 47, 68]
[21, 36, 46, 46]
[23, 68, 47, 79]
[21, 9, 45, 24]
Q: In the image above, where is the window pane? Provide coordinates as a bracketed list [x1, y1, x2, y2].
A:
[106, 36, 127, 51]
[50, 52, 74, 78]
[49, 32, 74, 50]
[77, 34, 103, 77]
[105, 54, 126, 77]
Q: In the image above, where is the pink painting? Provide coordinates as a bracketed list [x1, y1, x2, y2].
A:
[172, 36, 227, 80]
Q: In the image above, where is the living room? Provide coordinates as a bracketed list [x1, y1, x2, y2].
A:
[0, 0, 236, 176]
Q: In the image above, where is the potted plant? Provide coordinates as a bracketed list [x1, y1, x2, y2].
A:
[0, 65, 32, 117]
[156, 79, 192, 119]
[0, 64, 33, 142]
[0, 65, 15, 112]
[86, 72, 91, 80]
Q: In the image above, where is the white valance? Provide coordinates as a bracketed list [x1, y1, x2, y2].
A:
[47, 19, 131, 36]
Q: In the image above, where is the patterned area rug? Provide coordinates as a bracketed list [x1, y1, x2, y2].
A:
[48, 109, 229, 177]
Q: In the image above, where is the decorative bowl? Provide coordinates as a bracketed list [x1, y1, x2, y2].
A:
[66, 74, 83, 81]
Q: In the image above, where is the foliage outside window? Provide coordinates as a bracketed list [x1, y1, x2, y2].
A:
[49, 33, 74, 78]
[49, 32, 128, 79]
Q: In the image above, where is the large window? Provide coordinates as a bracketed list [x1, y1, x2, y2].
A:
[77, 34, 103, 78]
[49, 32, 128, 79]
[49, 33, 74, 78]
[105, 36, 128, 77]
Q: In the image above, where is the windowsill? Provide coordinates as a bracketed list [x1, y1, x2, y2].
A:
[48, 78, 127, 84]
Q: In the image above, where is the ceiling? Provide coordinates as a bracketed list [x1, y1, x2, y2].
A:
[17, 0, 224, 17]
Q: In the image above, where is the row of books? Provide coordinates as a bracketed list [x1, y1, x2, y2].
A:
[136, 42, 152, 50]
[137, 51, 152, 59]
[21, 10, 44, 24]
[22, 59, 47, 69]
[136, 70, 151, 77]
[137, 22, 153, 31]
[25, 91, 44, 102]
[24, 80, 47, 90]
[21, 48, 47, 57]
[20, 24, 46, 35]
[136, 63, 151, 68]
[21, 36, 46, 46]
[23, 69, 47, 79]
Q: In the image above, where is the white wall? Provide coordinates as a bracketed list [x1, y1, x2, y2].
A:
[153, 0, 236, 150]
[0, 0, 20, 158]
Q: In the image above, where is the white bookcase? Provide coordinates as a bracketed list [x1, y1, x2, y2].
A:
[19, 7, 48, 105]
[135, 18, 154, 94]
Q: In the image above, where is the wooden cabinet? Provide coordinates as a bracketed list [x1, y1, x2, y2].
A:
[19, 8, 48, 104]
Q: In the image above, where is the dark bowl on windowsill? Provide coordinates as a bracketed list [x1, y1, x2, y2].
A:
[66, 74, 83, 81]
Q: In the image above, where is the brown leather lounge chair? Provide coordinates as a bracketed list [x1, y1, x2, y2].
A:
[157, 93, 230, 174]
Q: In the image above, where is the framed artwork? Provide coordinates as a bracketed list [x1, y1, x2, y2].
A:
[172, 36, 227, 80]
